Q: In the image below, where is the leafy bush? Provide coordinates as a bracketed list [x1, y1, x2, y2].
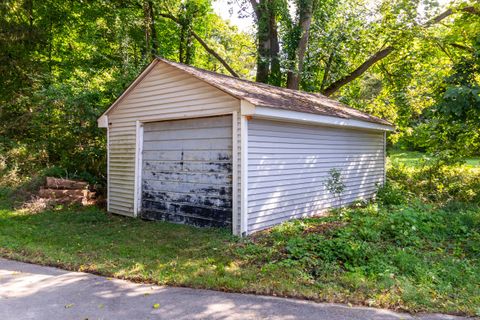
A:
[243, 201, 480, 314]
[376, 181, 408, 206]
[386, 157, 480, 205]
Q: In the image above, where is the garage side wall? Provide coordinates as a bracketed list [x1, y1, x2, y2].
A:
[107, 62, 241, 231]
[247, 119, 385, 233]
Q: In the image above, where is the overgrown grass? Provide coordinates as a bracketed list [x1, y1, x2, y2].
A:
[0, 153, 479, 316]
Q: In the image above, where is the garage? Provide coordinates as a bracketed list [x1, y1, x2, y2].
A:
[97, 57, 394, 235]
[140, 116, 233, 227]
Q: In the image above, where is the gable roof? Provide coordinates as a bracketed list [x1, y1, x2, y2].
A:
[100, 57, 393, 128]
[157, 58, 392, 127]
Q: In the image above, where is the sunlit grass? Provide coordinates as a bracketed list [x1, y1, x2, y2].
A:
[0, 168, 479, 316]
[389, 149, 480, 168]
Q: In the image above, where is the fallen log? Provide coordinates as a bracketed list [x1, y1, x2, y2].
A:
[46, 177, 88, 190]
[38, 187, 90, 199]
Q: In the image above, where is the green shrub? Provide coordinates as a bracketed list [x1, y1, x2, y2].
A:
[386, 157, 480, 205]
[376, 182, 408, 206]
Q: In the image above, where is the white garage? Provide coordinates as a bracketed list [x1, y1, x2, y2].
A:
[97, 57, 394, 235]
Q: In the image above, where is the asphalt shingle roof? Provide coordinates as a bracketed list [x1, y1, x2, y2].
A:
[158, 57, 392, 127]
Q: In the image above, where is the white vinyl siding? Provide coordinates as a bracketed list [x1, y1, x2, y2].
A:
[107, 61, 241, 233]
[247, 119, 385, 233]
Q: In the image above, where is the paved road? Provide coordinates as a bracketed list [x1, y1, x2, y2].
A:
[0, 258, 469, 320]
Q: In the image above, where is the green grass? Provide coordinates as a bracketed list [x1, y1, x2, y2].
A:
[0, 151, 479, 315]
[0, 187, 479, 316]
[389, 150, 480, 168]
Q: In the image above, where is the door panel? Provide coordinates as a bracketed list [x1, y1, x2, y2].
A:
[140, 115, 233, 228]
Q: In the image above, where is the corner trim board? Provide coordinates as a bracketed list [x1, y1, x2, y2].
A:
[383, 131, 387, 185]
[240, 115, 249, 235]
[232, 111, 239, 236]
[133, 121, 144, 217]
[106, 118, 110, 212]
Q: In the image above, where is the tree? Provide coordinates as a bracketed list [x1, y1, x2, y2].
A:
[0, 0, 254, 180]
[241, 0, 479, 94]
[414, 36, 480, 158]
[321, 4, 480, 96]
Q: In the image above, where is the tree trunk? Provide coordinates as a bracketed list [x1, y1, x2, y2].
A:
[142, 1, 151, 58]
[268, 1, 281, 86]
[320, 49, 335, 91]
[286, 0, 315, 89]
[254, 0, 271, 83]
[148, 1, 158, 55]
[322, 46, 393, 96]
[185, 28, 194, 64]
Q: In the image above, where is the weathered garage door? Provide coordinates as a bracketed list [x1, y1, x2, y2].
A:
[140, 115, 233, 228]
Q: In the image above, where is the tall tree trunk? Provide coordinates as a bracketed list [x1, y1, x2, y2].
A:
[286, 0, 315, 89]
[320, 49, 335, 91]
[185, 28, 194, 64]
[254, 0, 271, 83]
[148, 1, 158, 55]
[268, 0, 281, 86]
[143, 0, 151, 59]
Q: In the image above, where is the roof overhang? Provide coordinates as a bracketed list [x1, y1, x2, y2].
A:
[97, 57, 394, 131]
[241, 101, 394, 132]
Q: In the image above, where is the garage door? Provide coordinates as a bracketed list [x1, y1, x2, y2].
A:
[140, 115, 233, 228]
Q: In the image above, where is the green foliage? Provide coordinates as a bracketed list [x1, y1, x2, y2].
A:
[386, 156, 480, 204]
[412, 36, 480, 157]
[376, 181, 407, 206]
[253, 201, 480, 314]
[0, 0, 255, 184]
[325, 168, 345, 202]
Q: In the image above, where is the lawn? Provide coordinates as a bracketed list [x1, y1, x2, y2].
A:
[0, 154, 479, 316]
[389, 149, 480, 168]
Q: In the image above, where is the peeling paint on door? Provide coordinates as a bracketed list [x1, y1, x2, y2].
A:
[140, 116, 233, 228]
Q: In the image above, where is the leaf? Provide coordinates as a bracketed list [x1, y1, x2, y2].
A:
[65, 303, 74, 309]
[153, 303, 160, 309]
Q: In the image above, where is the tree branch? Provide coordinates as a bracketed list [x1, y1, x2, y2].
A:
[321, 5, 479, 96]
[450, 43, 474, 52]
[322, 46, 393, 96]
[158, 12, 240, 78]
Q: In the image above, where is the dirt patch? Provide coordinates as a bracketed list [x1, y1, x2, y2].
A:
[303, 221, 346, 235]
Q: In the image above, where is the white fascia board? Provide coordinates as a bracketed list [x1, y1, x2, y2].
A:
[97, 115, 108, 128]
[252, 106, 394, 132]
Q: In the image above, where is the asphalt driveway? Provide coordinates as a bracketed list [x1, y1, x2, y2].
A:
[0, 258, 469, 320]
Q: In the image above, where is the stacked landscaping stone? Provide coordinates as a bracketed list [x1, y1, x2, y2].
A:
[38, 177, 95, 205]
